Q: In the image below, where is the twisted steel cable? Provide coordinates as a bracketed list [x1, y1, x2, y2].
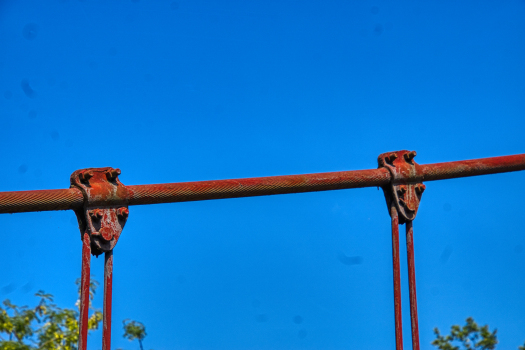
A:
[0, 153, 524, 214]
[127, 168, 391, 206]
[0, 188, 83, 213]
[420, 154, 525, 181]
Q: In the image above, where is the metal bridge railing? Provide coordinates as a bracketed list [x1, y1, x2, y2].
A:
[2, 151, 524, 350]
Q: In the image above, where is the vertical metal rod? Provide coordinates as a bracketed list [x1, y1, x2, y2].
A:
[406, 220, 420, 350]
[102, 250, 113, 350]
[78, 232, 91, 350]
[390, 203, 404, 350]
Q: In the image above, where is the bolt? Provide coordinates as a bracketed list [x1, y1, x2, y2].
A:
[404, 151, 417, 162]
[385, 153, 397, 164]
[117, 207, 129, 219]
[106, 168, 121, 181]
[89, 209, 103, 220]
[79, 170, 94, 183]
[415, 184, 426, 194]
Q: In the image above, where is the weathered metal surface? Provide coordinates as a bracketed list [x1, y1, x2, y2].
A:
[0, 153, 524, 214]
[0, 187, 83, 213]
[406, 220, 420, 350]
[420, 153, 525, 181]
[71, 167, 129, 256]
[78, 232, 91, 350]
[379, 151, 425, 349]
[390, 204, 403, 350]
[71, 168, 127, 350]
[379, 150, 425, 224]
[0, 152, 523, 350]
[102, 251, 113, 350]
[126, 168, 391, 206]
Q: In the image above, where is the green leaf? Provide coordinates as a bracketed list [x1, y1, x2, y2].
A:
[1, 278, 149, 350]
[123, 319, 146, 341]
[432, 318, 499, 350]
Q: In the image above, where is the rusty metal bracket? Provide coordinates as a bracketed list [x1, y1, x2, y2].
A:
[70, 167, 129, 256]
[71, 167, 130, 350]
[378, 150, 425, 224]
[378, 150, 426, 350]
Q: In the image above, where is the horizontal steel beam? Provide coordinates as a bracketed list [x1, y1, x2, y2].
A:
[0, 153, 524, 214]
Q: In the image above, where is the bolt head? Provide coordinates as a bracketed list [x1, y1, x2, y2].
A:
[106, 168, 121, 181]
[404, 151, 417, 162]
[415, 184, 426, 194]
[384, 153, 398, 164]
[117, 207, 129, 218]
[89, 209, 103, 219]
[79, 171, 94, 183]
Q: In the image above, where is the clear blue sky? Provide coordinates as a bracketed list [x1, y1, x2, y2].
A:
[1, 0, 524, 349]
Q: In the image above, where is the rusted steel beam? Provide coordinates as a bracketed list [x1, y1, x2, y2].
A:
[0, 153, 524, 214]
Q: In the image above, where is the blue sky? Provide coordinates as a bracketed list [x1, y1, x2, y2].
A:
[1, 0, 524, 349]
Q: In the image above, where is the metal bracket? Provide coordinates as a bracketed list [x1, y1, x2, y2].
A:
[378, 150, 425, 224]
[70, 167, 129, 256]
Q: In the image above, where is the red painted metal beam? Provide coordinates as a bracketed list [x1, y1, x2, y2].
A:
[0, 153, 523, 214]
[102, 251, 113, 350]
[390, 204, 404, 350]
[406, 220, 420, 350]
[78, 232, 91, 350]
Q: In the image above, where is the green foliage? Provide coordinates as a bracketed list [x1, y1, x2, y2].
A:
[0, 284, 101, 350]
[0, 279, 148, 350]
[122, 320, 146, 350]
[432, 317, 525, 350]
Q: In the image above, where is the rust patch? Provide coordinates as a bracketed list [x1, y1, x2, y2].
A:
[405, 221, 420, 350]
[102, 251, 113, 350]
[70, 167, 130, 256]
[378, 150, 425, 224]
[78, 232, 91, 350]
[390, 204, 403, 350]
